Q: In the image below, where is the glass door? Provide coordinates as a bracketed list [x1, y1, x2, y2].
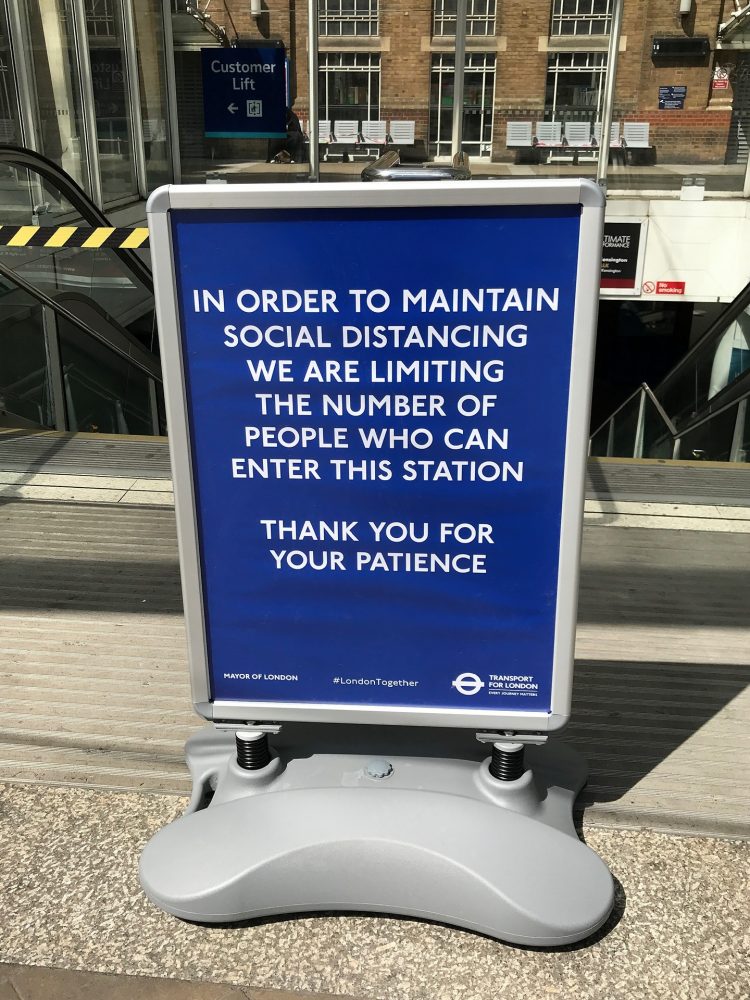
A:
[19, 0, 91, 194]
[86, 0, 139, 203]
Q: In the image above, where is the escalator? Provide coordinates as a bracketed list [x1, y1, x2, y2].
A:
[590, 278, 750, 463]
[0, 145, 162, 435]
[6, 143, 749, 454]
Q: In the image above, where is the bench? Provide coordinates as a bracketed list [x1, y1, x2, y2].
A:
[360, 120, 388, 158]
[621, 122, 655, 165]
[320, 120, 360, 162]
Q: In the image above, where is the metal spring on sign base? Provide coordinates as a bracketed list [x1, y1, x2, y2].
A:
[235, 730, 271, 770]
[490, 743, 525, 782]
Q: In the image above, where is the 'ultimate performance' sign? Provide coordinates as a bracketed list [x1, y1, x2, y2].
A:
[600, 221, 642, 291]
[149, 181, 603, 730]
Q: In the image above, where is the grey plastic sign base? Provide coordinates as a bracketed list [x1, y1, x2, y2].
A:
[140, 727, 614, 946]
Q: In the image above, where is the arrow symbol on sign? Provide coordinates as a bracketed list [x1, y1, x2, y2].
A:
[228, 103, 238, 114]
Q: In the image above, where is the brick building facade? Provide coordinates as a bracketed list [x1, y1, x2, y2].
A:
[179, 0, 750, 166]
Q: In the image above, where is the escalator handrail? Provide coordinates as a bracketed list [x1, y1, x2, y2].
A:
[669, 366, 750, 440]
[0, 255, 162, 384]
[651, 278, 750, 399]
[0, 144, 153, 293]
[592, 275, 750, 440]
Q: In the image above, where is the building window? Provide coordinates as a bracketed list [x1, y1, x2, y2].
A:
[433, 0, 496, 37]
[320, 0, 378, 36]
[319, 53, 380, 123]
[550, 0, 612, 37]
[0, 54, 17, 138]
[545, 51, 607, 121]
[429, 53, 495, 157]
[85, 0, 116, 38]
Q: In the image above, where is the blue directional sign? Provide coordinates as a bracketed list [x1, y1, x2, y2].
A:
[149, 182, 603, 730]
[658, 85, 687, 110]
[201, 47, 286, 139]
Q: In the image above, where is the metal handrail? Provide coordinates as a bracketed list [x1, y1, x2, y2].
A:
[362, 150, 472, 182]
[0, 256, 161, 383]
[672, 370, 750, 439]
[593, 274, 750, 447]
[590, 382, 649, 441]
[64, 364, 152, 422]
[0, 144, 153, 293]
[642, 383, 678, 436]
[653, 281, 750, 399]
[590, 369, 750, 461]
[590, 382, 677, 440]
[589, 382, 677, 459]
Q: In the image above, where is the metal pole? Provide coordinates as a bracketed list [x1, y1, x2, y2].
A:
[161, 0, 182, 183]
[451, 0, 467, 159]
[307, 0, 320, 182]
[743, 148, 750, 198]
[634, 387, 646, 458]
[596, 0, 624, 191]
[42, 308, 68, 431]
[4, 0, 45, 222]
[70, 0, 104, 208]
[121, 0, 149, 200]
[5, 0, 40, 150]
[148, 378, 161, 436]
[730, 398, 747, 461]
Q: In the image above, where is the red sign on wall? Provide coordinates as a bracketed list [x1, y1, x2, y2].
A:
[656, 280, 686, 295]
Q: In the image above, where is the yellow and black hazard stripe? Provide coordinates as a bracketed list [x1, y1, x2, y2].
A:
[0, 225, 149, 249]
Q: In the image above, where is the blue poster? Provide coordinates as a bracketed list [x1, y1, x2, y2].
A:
[170, 204, 581, 713]
[658, 85, 687, 110]
[201, 48, 286, 139]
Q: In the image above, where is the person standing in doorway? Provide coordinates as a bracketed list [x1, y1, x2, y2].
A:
[284, 106, 305, 163]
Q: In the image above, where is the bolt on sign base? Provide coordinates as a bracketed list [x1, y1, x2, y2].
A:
[139, 728, 614, 946]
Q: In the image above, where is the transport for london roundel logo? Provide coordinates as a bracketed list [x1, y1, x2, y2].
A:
[452, 672, 485, 696]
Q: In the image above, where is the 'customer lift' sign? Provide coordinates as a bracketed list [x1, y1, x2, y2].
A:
[201, 47, 286, 139]
[148, 181, 604, 731]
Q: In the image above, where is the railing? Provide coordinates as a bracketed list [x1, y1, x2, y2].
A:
[589, 375, 750, 464]
[0, 145, 152, 293]
[0, 144, 163, 436]
[589, 383, 677, 460]
[62, 364, 154, 436]
[673, 379, 750, 463]
[171, 0, 238, 46]
[591, 269, 750, 463]
[0, 250, 162, 436]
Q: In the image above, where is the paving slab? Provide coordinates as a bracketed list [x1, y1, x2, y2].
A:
[0, 964, 248, 1000]
[0, 963, 361, 1000]
[0, 784, 747, 1000]
[1, 498, 748, 835]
